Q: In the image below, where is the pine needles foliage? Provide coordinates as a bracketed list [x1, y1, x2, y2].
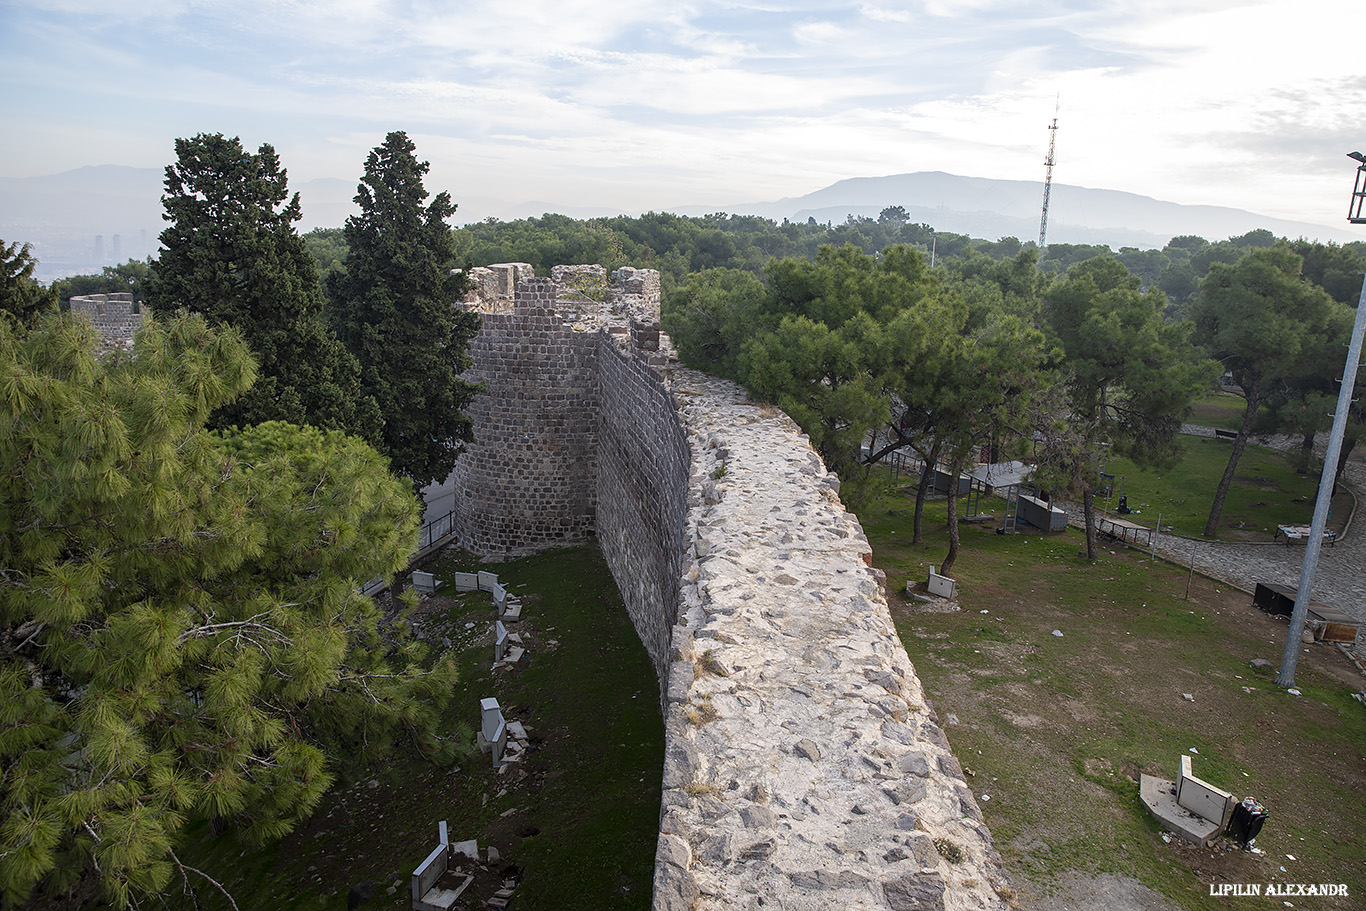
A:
[0, 313, 458, 909]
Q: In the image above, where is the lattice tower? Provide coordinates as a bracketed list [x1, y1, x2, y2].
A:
[1038, 103, 1059, 247]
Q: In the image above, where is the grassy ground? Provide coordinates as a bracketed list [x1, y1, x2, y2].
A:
[136, 545, 663, 911]
[861, 475, 1366, 910]
[1099, 435, 1333, 540]
[1188, 393, 1248, 432]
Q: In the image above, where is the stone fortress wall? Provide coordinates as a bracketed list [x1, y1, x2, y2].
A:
[453, 265, 1010, 911]
[68, 293, 143, 356]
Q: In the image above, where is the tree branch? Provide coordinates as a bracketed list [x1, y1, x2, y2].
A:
[168, 849, 240, 911]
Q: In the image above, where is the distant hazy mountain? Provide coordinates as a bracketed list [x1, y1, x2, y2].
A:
[668, 172, 1360, 250]
[3, 166, 1357, 281]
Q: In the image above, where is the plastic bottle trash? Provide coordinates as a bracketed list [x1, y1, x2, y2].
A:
[1052, 630, 1063, 637]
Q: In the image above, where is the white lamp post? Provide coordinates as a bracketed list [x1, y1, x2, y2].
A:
[1274, 152, 1366, 686]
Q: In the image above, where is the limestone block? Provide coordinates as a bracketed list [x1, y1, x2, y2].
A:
[884, 778, 928, 806]
[896, 751, 932, 777]
[883, 872, 947, 910]
[738, 804, 776, 828]
[656, 833, 692, 870]
[662, 739, 700, 789]
[652, 856, 700, 911]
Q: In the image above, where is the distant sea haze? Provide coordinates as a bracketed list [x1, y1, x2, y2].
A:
[3, 166, 1357, 280]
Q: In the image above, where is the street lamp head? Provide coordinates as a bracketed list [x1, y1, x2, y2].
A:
[1352, 152, 1366, 223]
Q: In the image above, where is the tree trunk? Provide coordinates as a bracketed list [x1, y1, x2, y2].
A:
[1334, 433, 1358, 487]
[1204, 390, 1259, 538]
[911, 440, 941, 544]
[940, 469, 961, 577]
[1298, 430, 1315, 475]
[1082, 487, 1098, 560]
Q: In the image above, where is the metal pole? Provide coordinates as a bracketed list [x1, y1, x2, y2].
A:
[1275, 268, 1366, 687]
[1152, 512, 1160, 559]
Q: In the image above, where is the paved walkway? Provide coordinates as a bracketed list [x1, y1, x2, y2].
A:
[1065, 427, 1365, 639]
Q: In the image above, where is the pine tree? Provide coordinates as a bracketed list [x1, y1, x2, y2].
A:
[0, 238, 58, 327]
[1190, 246, 1349, 537]
[328, 131, 481, 490]
[146, 133, 380, 438]
[0, 312, 457, 908]
[1038, 256, 1216, 558]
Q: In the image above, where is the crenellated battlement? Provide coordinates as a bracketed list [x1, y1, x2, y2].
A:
[457, 262, 662, 334]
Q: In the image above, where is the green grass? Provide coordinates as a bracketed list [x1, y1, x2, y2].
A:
[1099, 434, 1324, 539]
[1188, 392, 1249, 431]
[861, 471, 1366, 910]
[158, 545, 662, 911]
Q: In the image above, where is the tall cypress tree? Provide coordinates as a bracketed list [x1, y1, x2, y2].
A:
[328, 131, 481, 490]
[146, 133, 379, 438]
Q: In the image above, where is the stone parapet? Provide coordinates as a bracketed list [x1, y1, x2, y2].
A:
[654, 372, 1011, 911]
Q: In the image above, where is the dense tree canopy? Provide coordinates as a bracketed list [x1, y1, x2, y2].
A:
[145, 133, 379, 438]
[669, 244, 1054, 572]
[327, 131, 482, 490]
[0, 312, 455, 909]
[1190, 245, 1351, 537]
[49, 260, 151, 308]
[1038, 257, 1215, 557]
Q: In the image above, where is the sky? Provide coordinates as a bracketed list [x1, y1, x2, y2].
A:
[2, 0, 1364, 229]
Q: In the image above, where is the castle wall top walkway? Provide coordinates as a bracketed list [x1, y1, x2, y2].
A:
[655, 371, 1010, 911]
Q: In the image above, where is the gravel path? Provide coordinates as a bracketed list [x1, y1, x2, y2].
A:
[1061, 427, 1365, 648]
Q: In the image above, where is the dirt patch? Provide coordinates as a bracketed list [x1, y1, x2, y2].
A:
[1023, 871, 1182, 911]
[883, 547, 1366, 911]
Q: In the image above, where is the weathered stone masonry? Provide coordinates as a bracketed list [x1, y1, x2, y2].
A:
[452, 265, 1011, 911]
[448, 273, 602, 558]
[68, 293, 143, 356]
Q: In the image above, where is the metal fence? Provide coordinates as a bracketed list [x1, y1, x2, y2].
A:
[418, 508, 456, 551]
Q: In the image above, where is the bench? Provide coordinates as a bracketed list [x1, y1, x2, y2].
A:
[1214, 428, 1239, 441]
[1274, 525, 1336, 547]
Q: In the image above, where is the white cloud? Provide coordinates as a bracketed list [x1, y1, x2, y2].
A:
[2, 0, 1363, 226]
[859, 5, 912, 24]
[792, 20, 848, 44]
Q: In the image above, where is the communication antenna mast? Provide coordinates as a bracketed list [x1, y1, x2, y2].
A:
[1038, 100, 1059, 247]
